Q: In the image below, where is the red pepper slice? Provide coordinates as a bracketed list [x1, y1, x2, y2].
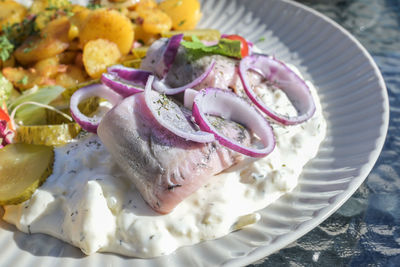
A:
[223, 34, 249, 58]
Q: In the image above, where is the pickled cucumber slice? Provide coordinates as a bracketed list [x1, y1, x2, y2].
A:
[15, 123, 81, 146]
[121, 58, 141, 69]
[46, 97, 100, 124]
[161, 29, 221, 41]
[131, 46, 149, 59]
[0, 143, 54, 205]
[62, 79, 99, 100]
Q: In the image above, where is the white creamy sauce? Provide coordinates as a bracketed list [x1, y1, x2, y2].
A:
[3, 68, 326, 258]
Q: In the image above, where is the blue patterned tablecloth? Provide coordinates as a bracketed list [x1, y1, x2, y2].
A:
[254, 0, 400, 266]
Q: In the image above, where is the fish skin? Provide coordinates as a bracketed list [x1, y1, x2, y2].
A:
[98, 93, 250, 214]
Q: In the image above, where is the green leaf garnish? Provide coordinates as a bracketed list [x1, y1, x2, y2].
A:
[181, 36, 242, 60]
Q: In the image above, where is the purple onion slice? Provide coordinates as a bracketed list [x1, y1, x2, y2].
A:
[70, 84, 123, 133]
[183, 88, 198, 110]
[144, 76, 215, 143]
[155, 34, 183, 77]
[107, 65, 152, 86]
[101, 72, 144, 97]
[239, 54, 316, 125]
[192, 88, 275, 158]
[152, 60, 215, 95]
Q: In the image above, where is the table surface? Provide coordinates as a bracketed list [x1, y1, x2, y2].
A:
[253, 0, 400, 266]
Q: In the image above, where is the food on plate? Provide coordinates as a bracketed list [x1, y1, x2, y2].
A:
[0, 0, 326, 259]
[0, 143, 54, 205]
[98, 91, 252, 214]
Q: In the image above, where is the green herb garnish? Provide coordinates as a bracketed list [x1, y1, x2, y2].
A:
[181, 35, 242, 60]
[0, 35, 14, 61]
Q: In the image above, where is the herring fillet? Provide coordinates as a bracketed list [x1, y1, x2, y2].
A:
[98, 93, 250, 214]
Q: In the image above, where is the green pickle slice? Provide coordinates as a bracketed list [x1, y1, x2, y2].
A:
[15, 123, 81, 146]
[0, 143, 54, 205]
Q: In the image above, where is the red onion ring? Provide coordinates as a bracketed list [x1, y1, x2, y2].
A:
[155, 34, 183, 77]
[144, 76, 215, 143]
[70, 84, 123, 133]
[192, 88, 275, 157]
[101, 72, 144, 97]
[183, 88, 198, 110]
[152, 60, 215, 95]
[239, 54, 316, 125]
[107, 65, 152, 86]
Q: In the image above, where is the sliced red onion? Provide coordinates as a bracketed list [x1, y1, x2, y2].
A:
[70, 84, 123, 133]
[0, 120, 13, 148]
[239, 54, 316, 125]
[192, 88, 275, 157]
[107, 65, 152, 86]
[101, 72, 144, 97]
[152, 60, 215, 95]
[183, 88, 198, 110]
[155, 34, 183, 77]
[144, 76, 215, 143]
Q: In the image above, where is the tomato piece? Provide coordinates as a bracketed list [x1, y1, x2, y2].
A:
[223, 34, 249, 58]
[0, 103, 10, 123]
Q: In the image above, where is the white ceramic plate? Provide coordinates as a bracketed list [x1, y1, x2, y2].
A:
[0, 0, 389, 266]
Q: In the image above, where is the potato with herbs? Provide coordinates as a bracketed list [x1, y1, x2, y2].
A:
[14, 17, 72, 66]
[79, 9, 134, 55]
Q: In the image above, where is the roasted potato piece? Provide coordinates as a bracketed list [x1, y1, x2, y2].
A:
[2, 67, 51, 90]
[14, 36, 69, 66]
[159, 0, 202, 30]
[58, 51, 78, 65]
[80, 9, 134, 55]
[41, 16, 71, 43]
[83, 39, 121, 78]
[56, 65, 87, 89]
[136, 5, 172, 35]
[0, 0, 27, 30]
[69, 7, 91, 32]
[133, 24, 158, 45]
[0, 55, 16, 69]
[29, 0, 71, 14]
[34, 57, 67, 78]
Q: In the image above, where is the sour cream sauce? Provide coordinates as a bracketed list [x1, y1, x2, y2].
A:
[3, 68, 326, 258]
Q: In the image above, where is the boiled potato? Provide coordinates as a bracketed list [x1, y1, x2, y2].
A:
[83, 39, 121, 78]
[159, 0, 202, 30]
[80, 9, 134, 55]
[0, 0, 27, 30]
[14, 36, 69, 66]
